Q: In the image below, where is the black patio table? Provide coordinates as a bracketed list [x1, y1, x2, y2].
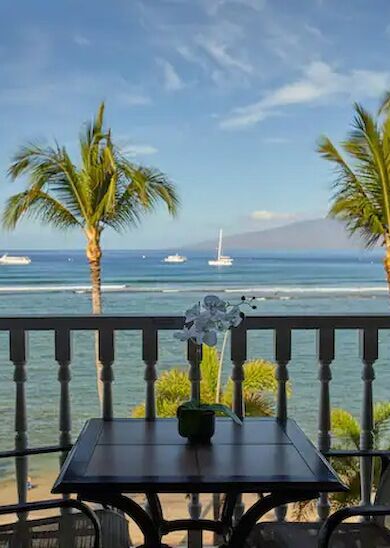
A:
[52, 417, 346, 548]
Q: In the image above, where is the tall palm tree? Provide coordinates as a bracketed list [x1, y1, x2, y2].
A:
[3, 102, 179, 399]
[318, 98, 390, 289]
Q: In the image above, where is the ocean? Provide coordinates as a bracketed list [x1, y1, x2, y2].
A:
[0, 249, 390, 480]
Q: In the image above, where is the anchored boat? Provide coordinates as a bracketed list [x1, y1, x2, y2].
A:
[0, 254, 31, 265]
[163, 253, 187, 264]
[208, 230, 233, 267]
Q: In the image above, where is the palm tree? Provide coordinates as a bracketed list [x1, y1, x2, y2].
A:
[317, 98, 390, 289]
[3, 102, 179, 399]
[131, 346, 281, 418]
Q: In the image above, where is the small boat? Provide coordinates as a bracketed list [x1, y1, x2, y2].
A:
[0, 254, 31, 265]
[208, 229, 233, 267]
[163, 253, 187, 264]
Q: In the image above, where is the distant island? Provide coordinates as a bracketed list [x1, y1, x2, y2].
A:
[188, 218, 367, 251]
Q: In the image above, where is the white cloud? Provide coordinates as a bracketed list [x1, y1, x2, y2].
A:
[157, 59, 185, 91]
[264, 21, 301, 63]
[304, 24, 324, 40]
[73, 35, 91, 47]
[177, 45, 209, 72]
[203, 0, 266, 15]
[116, 92, 152, 106]
[220, 61, 390, 129]
[123, 144, 159, 157]
[0, 84, 56, 105]
[263, 137, 290, 144]
[249, 210, 298, 222]
[197, 36, 253, 74]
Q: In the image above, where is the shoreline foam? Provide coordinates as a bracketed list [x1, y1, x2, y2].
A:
[0, 283, 387, 296]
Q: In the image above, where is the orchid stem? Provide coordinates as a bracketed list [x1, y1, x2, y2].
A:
[216, 331, 229, 404]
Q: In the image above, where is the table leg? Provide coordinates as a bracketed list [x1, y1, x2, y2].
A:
[80, 492, 163, 548]
[146, 492, 164, 527]
[223, 490, 319, 548]
[221, 493, 238, 532]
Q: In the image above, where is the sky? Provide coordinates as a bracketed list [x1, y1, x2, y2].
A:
[0, 0, 390, 249]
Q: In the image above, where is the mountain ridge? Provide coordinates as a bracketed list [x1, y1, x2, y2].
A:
[188, 218, 366, 251]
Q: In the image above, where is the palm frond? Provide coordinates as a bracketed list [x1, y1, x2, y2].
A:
[6, 143, 88, 223]
[318, 103, 390, 248]
[331, 408, 360, 449]
[379, 91, 390, 116]
[241, 390, 275, 417]
[373, 402, 390, 445]
[118, 161, 179, 213]
[200, 346, 219, 402]
[3, 190, 80, 230]
[99, 161, 178, 232]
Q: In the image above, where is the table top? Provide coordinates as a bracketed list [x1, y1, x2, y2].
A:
[52, 418, 346, 495]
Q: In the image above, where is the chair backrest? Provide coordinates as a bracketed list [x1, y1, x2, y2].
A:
[374, 464, 390, 527]
[0, 499, 102, 548]
[0, 508, 130, 548]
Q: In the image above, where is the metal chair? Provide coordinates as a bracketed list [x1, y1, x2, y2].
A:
[248, 453, 390, 547]
[0, 498, 130, 547]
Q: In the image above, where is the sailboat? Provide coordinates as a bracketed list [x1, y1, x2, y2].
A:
[208, 229, 233, 266]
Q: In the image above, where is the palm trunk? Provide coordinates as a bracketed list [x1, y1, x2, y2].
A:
[384, 234, 390, 295]
[86, 228, 104, 406]
[89, 255, 102, 314]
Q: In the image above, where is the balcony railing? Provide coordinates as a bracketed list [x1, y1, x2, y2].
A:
[0, 313, 389, 547]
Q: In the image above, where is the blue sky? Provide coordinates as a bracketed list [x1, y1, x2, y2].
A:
[0, 0, 390, 249]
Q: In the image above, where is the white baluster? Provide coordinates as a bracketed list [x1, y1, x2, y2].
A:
[360, 328, 378, 507]
[98, 329, 115, 420]
[274, 327, 291, 521]
[143, 327, 158, 420]
[317, 328, 335, 521]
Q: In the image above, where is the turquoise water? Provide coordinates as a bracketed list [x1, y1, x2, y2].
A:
[0, 249, 389, 480]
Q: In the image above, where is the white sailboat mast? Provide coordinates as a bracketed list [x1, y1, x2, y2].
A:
[217, 229, 223, 259]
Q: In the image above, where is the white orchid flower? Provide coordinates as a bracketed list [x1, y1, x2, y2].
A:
[202, 330, 218, 347]
[203, 295, 227, 314]
[184, 302, 201, 322]
[173, 326, 192, 342]
[174, 294, 248, 347]
[225, 306, 242, 327]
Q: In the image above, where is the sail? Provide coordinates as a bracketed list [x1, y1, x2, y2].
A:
[217, 229, 223, 260]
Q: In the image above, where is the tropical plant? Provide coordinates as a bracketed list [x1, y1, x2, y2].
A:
[131, 346, 280, 418]
[330, 403, 390, 508]
[317, 97, 390, 290]
[293, 402, 390, 520]
[3, 102, 179, 400]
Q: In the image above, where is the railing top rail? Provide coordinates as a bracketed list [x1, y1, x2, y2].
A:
[0, 314, 388, 330]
